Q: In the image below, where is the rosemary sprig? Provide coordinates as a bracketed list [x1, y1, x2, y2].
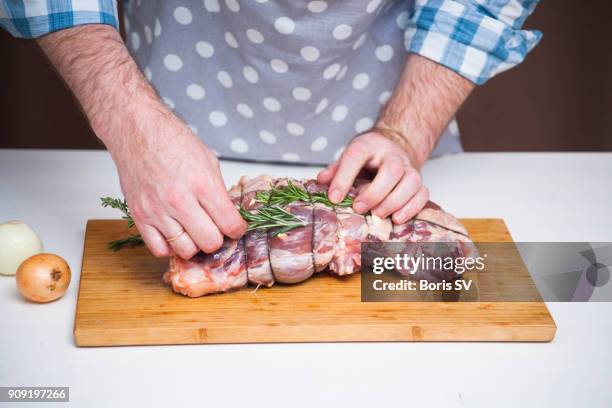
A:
[239, 205, 306, 237]
[256, 179, 354, 208]
[100, 180, 349, 250]
[100, 197, 144, 251]
[108, 234, 145, 251]
[101, 197, 135, 228]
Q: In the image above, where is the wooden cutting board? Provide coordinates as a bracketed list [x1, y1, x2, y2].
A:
[74, 219, 556, 346]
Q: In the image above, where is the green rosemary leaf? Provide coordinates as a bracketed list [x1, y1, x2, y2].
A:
[101, 177, 354, 252]
[101, 196, 142, 249]
[239, 205, 305, 234]
[101, 197, 136, 228]
[254, 179, 354, 208]
[108, 234, 144, 251]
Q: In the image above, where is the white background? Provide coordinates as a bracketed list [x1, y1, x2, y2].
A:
[1, 150, 611, 407]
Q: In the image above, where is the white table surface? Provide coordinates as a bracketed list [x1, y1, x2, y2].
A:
[1, 149, 611, 407]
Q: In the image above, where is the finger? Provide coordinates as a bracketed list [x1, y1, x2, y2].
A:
[355, 180, 371, 194]
[199, 181, 247, 239]
[392, 185, 430, 224]
[157, 215, 199, 260]
[137, 223, 174, 258]
[317, 161, 339, 185]
[371, 167, 422, 219]
[171, 202, 224, 253]
[353, 156, 404, 214]
[327, 144, 370, 203]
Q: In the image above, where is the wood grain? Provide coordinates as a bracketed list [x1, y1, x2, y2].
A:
[74, 219, 556, 346]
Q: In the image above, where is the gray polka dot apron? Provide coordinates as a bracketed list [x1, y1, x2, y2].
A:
[124, 0, 462, 165]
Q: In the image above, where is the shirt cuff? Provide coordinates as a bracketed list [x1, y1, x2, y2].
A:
[0, 0, 118, 39]
[404, 0, 542, 85]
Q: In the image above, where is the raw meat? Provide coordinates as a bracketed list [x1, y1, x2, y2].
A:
[304, 180, 339, 272]
[240, 175, 275, 287]
[163, 175, 474, 297]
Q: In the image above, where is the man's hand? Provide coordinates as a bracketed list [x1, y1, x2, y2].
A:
[318, 54, 474, 223]
[112, 114, 246, 259]
[318, 132, 427, 224]
[38, 24, 246, 259]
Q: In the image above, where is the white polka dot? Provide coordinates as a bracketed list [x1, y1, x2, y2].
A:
[366, 0, 383, 13]
[163, 54, 183, 71]
[254, 0, 268, 3]
[154, 18, 162, 36]
[263, 97, 281, 112]
[315, 98, 328, 114]
[307, 1, 328, 13]
[209, 111, 227, 127]
[352, 33, 367, 50]
[352, 73, 370, 90]
[162, 97, 175, 109]
[123, 14, 130, 31]
[332, 24, 352, 40]
[355, 117, 374, 133]
[274, 17, 295, 35]
[236, 103, 254, 118]
[186, 84, 206, 100]
[246, 28, 264, 44]
[144, 66, 152, 80]
[335, 65, 348, 81]
[333, 147, 345, 160]
[130, 32, 140, 51]
[396, 11, 409, 29]
[331, 105, 348, 122]
[174, 6, 192, 25]
[243, 66, 259, 83]
[225, 0, 240, 12]
[270, 59, 289, 73]
[300, 46, 320, 62]
[310, 136, 328, 152]
[379, 91, 392, 104]
[225, 31, 238, 48]
[282, 153, 301, 162]
[259, 130, 277, 144]
[217, 71, 233, 88]
[292, 87, 312, 101]
[204, 0, 220, 12]
[323, 63, 341, 80]
[375, 44, 394, 62]
[286, 123, 305, 136]
[230, 138, 249, 153]
[144, 25, 152, 44]
[189, 125, 198, 134]
[382, 1, 393, 14]
[448, 120, 460, 135]
[195, 41, 214, 58]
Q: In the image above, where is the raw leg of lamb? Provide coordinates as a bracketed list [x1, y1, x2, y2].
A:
[163, 175, 475, 297]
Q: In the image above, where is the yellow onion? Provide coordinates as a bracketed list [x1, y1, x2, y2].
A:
[16, 253, 71, 303]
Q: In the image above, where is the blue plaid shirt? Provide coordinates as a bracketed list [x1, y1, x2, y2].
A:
[0, 0, 540, 85]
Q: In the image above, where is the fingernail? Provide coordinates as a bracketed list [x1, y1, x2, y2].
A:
[329, 189, 341, 203]
[354, 201, 368, 213]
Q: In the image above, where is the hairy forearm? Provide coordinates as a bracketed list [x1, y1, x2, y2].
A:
[37, 25, 174, 157]
[376, 53, 474, 168]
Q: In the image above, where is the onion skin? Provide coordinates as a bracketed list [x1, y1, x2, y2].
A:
[16, 253, 71, 303]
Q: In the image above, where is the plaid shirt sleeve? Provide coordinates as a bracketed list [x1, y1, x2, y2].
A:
[0, 0, 118, 38]
[405, 0, 542, 85]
